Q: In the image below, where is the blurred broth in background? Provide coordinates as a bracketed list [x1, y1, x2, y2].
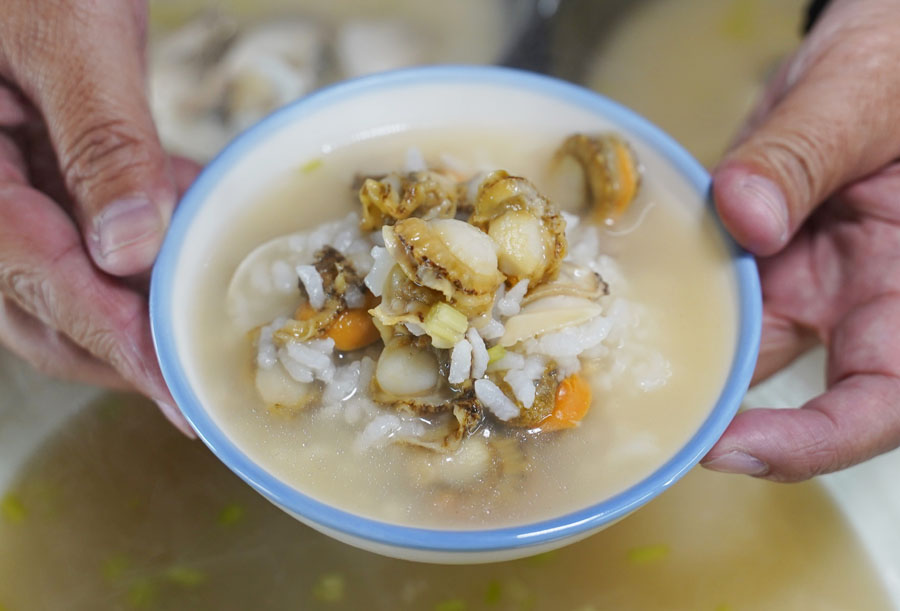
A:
[0, 395, 891, 610]
[586, 0, 806, 166]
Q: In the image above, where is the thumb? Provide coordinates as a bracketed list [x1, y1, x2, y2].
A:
[712, 0, 900, 256]
[3, 1, 174, 276]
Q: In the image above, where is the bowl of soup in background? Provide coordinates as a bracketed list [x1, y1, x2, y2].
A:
[150, 65, 761, 563]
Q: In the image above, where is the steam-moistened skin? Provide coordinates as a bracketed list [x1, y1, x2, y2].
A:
[704, 0, 900, 482]
[0, 0, 197, 436]
[375, 339, 440, 397]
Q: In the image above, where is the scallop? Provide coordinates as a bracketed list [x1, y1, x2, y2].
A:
[374, 339, 441, 397]
[468, 171, 567, 286]
[368, 265, 441, 330]
[383, 218, 504, 319]
[554, 133, 642, 224]
[358, 170, 459, 230]
[255, 363, 317, 411]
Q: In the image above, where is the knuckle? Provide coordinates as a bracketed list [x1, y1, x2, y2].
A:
[60, 116, 155, 199]
[0, 263, 52, 323]
[758, 131, 822, 206]
[753, 116, 841, 208]
[0, 297, 60, 378]
[68, 301, 145, 383]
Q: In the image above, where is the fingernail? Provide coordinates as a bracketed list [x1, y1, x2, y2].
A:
[739, 174, 790, 248]
[154, 400, 197, 440]
[702, 451, 768, 476]
[91, 197, 163, 269]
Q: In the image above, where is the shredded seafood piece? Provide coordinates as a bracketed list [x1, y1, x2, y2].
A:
[474, 379, 520, 421]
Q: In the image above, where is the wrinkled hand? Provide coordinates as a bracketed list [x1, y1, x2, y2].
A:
[704, 0, 900, 480]
[0, 1, 197, 435]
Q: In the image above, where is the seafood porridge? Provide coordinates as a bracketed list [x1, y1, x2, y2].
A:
[188, 128, 737, 529]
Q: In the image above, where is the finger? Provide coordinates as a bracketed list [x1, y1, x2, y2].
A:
[0, 296, 131, 390]
[703, 293, 900, 481]
[0, 132, 27, 184]
[2, 1, 175, 276]
[0, 181, 194, 437]
[0, 82, 33, 127]
[712, 1, 900, 256]
[170, 155, 203, 196]
[752, 309, 817, 385]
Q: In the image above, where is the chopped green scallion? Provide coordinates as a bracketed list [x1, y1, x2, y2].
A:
[627, 543, 670, 565]
[486, 345, 506, 364]
[1, 494, 26, 523]
[423, 302, 468, 349]
[312, 573, 345, 603]
[434, 599, 467, 611]
[300, 158, 324, 173]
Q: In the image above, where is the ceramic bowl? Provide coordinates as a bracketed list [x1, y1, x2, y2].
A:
[150, 66, 761, 563]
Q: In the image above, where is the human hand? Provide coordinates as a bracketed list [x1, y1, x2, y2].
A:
[703, 0, 900, 480]
[0, 1, 197, 436]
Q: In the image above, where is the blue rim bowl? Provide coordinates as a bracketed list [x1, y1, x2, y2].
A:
[150, 65, 762, 561]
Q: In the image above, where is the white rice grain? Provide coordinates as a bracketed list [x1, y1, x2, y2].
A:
[358, 356, 376, 390]
[467, 327, 488, 379]
[354, 413, 426, 452]
[474, 379, 520, 421]
[296, 264, 325, 310]
[364, 245, 394, 297]
[405, 322, 426, 336]
[496, 279, 529, 317]
[343, 396, 377, 425]
[277, 347, 314, 383]
[504, 368, 535, 408]
[404, 146, 427, 172]
[270, 260, 297, 293]
[448, 338, 473, 384]
[529, 315, 613, 359]
[285, 338, 335, 383]
[256, 317, 286, 370]
[561, 210, 580, 237]
[439, 153, 468, 175]
[487, 351, 525, 372]
[479, 318, 505, 340]
[556, 355, 582, 377]
[322, 360, 361, 405]
[344, 284, 365, 309]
